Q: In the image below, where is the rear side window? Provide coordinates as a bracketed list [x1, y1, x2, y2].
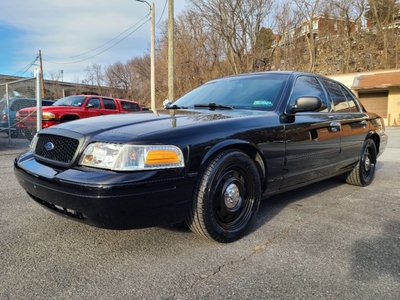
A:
[103, 98, 117, 110]
[341, 87, 360, 112]
[120, 101, 140, 112]
[321, 79, 356, 112]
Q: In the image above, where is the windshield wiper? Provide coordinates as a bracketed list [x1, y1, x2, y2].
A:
[193, 102, 234, 110]
[165, 104, 187, 109]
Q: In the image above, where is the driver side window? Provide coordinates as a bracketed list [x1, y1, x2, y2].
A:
[290, 76, 329, 112]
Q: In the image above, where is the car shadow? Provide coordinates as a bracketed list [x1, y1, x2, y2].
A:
[165, 161, 386, 236]
[164, 175, 345, 237]
[254, 175, 346, 229]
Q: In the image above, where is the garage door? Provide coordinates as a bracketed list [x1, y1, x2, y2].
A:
[358, 91, 388, 118]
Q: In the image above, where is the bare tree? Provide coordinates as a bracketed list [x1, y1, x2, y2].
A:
[188, 0, 274, 74]
[326, 0, 365, 73]
[294, 0, 322, 72]
[84, 63, 105, 95]
[366, 0, 399, 68]
[105, 62, 131, 98]
[274, 1, 304, 70]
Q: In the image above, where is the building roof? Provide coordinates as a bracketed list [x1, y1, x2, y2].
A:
[352, 71, 400, 90]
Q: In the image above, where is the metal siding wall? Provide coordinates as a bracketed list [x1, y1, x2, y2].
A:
[358, 92, 388, 118]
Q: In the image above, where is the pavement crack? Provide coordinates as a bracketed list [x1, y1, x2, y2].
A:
[252, 201, 341, 254]
[183, 200, 343, 297]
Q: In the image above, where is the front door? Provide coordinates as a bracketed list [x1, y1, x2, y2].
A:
[281, 75, 341, 189]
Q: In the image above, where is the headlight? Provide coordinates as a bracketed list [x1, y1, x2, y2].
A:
[42, 112, 56, 119]
[79, 143, 185, 171]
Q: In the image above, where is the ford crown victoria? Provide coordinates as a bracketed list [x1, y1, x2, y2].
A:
[14, 71, 388, 243]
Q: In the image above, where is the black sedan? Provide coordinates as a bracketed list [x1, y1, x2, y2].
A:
[14, 71, 388, 243]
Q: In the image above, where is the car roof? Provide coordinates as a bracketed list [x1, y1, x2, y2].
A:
[213, 71, 329, 81]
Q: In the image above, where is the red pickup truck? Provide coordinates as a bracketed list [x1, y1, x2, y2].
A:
[16, 95, 142, 140]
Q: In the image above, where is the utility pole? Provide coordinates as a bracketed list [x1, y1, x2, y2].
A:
[168, 0, 174, 101]
[150, 2, 155, 110]
[136, 0, 155, 110]
[34, 68, 42, 132]
[39, 50, 45, 98]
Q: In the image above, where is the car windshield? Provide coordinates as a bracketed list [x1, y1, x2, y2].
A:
[173, 73, 288, 111]
[53, 96, 86, 107]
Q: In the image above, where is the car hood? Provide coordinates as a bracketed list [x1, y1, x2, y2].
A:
[18, 105, 82, 113]
[44, 109, 274, 141]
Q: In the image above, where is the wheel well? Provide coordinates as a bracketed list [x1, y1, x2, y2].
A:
[203, 145, 267, 192]
[60, 115, 79, 123]
[368, 133, 380, 155]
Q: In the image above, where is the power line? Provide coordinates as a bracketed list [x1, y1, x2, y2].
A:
[12, 56, 39, 77]
[42, 14, 150, 65]
[156, 0, 168, 25]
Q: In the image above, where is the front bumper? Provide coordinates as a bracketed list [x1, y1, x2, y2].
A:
[14, 153, 195, 229]
[0, 121, 17, 132]
[378, 132, 388, 158]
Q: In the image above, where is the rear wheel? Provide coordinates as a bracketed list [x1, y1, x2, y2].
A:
[186, 150, 261, 243]
[344, 139, 377, 186]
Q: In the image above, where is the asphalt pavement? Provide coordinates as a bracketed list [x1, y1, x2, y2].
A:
[0, 128, 399, 299]
[0, 133, 30, 154]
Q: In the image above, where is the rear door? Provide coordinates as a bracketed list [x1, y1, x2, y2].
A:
[281, 75, 341, 188]
[100, 98, 120, 115]
[319, 78, 369, 167]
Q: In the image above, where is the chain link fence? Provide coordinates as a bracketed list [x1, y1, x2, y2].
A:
[0, 77, 38, 142]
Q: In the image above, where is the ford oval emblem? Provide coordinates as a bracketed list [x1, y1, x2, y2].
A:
[44, 142, 55, 151]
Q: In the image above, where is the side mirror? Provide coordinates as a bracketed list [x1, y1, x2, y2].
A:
[286, 96, 322, 114]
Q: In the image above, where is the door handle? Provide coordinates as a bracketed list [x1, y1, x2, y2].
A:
[330, 121, 341, 132]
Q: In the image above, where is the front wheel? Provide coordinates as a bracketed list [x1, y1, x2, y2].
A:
[23, 129, 36, 141]
[9, 130, 22, 138]
[186, 150, 261, 243]
[344, 139, 377, 186]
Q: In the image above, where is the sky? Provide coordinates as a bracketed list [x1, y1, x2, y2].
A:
[0, 0, 188, 82]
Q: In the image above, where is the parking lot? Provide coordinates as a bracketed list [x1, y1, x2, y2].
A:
[1, 128, 399, 299]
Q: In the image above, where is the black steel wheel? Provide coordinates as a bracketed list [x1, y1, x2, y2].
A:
[186, 150, 261, 243]
[344, 139, 377, 186]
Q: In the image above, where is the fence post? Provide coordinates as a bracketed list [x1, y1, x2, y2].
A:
[35, 69, 42, 132]
[5, 84, 11, 144]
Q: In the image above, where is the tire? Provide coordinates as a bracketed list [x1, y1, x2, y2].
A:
[344, 139, 377, 186]
[23, 129, 36, 141]
[8, 129, 22, 138]
[9, 130, 19, 138]
[186, 150, 261, 243]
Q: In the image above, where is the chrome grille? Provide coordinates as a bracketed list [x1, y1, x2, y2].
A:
[35, 134, 79, 163]
[19, 110, 37, 118]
